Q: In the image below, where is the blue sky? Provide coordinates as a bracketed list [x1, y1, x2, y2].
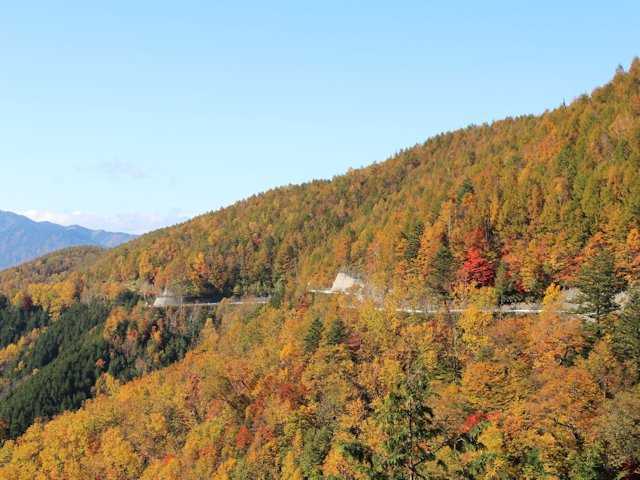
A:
[1, 2, 638, 234]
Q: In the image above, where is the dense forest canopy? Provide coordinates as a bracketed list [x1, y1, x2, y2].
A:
[4, 62, 640, 308]
[0, 246, 102, 295]
[0, 61, 639, 479]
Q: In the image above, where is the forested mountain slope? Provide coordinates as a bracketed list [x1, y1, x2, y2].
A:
[0, 246, 102, 295]
[0, 61, 640, 479]
[8, 60, 638, 307]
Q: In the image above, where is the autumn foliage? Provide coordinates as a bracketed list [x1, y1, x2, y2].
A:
[0, 61, 639, 478]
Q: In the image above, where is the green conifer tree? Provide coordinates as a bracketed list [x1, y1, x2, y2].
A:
[304, 318, 324, 354]
[426, 241, 456, 308]
[326, 318, 347, 345]
[575, 247, 625, 323]
[343, 366, 440, 479]
[613, 287, 640, 379]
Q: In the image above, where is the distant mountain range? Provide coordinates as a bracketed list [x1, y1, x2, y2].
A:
[0, 210, 135, 270]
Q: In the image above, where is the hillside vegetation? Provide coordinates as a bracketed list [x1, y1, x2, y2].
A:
[0, 246, 102, 295]
[0, 61, 640, 479]
[4, 62, 639, 308]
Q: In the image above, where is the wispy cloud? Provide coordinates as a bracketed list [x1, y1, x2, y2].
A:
[76, 160, 149, 181]
[20, 209, 193, 235]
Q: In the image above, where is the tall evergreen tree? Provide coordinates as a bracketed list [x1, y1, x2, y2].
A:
[613, 287, 640, 380]
[343, 366, 440, 480]
[575, 247, 625, 323]
[326, 317, 347, 345]
[402, 221, 425, 263]
[494, 260, 517, 305]
[426, 240, 456, 308]
[304, 318, 324, 354]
